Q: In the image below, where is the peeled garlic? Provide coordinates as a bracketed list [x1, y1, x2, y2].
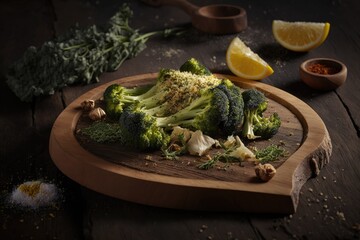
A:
[89, 107, 106, 120]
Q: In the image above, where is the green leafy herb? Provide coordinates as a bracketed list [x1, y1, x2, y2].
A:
[197, 156, 218, 170]
[197, 146, 239, 170]
[254, 144, 287, 163]
[7, 4, 185, 102]
[81, 121, 122, 143]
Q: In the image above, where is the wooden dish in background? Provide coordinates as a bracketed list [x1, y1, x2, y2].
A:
[49, 73, 332, 214]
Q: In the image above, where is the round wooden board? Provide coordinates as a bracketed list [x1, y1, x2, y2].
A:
[49, 73, 332, 214]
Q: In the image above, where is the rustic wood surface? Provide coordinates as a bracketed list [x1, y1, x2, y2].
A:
[1, 0, 359, 239]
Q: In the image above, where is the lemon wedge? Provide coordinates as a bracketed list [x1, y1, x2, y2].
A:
[272, 20, 330, 52]
[226, 37, 274, 80]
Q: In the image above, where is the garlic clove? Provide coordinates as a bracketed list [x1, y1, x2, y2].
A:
[89, 107, 106, 120]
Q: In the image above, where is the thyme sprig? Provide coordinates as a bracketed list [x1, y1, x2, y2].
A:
[197, 143, 239, 170]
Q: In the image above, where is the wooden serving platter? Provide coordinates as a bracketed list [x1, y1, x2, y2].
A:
[49, 73, 332, 214]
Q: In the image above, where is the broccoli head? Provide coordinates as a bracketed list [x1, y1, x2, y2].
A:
[103, 84, 130, 119]
[179, 58, 212, 76]
[218, 79, 244, 136]
[242, 88, 268, 114]
[118, 106, 170, 151]
[103, 83, 153, 119]
[253, 112, 281, 139]
[241, 88, 281, 139]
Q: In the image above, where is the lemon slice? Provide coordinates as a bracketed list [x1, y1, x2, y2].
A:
[272, 20, 330, 52]
[226, 37, 274, 80]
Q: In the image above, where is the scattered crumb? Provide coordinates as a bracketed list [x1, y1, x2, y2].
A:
[336, 211, 346, 221]
[352, 223, 360, 232]
[199, 224, 208, 233]
[210, 56, 217, 63]
[162, 48, 184, 58]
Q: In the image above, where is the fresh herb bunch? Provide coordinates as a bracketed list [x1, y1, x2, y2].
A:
[7, 4, 184, 102]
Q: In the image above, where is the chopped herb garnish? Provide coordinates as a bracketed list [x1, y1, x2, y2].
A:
[81, 121, 122, 143]
[197, 148, 239, 170]
[254, 144, 287, 163]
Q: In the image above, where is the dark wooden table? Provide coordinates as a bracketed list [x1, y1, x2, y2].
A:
[1, 0, 360, 239]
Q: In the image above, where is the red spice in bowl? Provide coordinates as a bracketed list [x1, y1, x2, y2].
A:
[307, 63, 338, 75]
[300, 58, 347, 91]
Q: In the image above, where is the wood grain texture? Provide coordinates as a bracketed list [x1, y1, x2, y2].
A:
[49, 73, 331, 214]
[1, 0, 360, 239]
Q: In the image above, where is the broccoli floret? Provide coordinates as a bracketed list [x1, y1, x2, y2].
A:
[253, 112, 281, 139]
[103, 69, 174, 119]
[103, 68, 222, 119]
[118, 106, 170, 151]
[155, 84, 230, 136]
[115, 81, 246, 150]
[241, 88, 281, 139]
[241, 88, 267, 139]
[219, 79, 244, 136]
[119, 82, 230, 144]
[103, 83, 152, 119]
[179, 58, 212, 75]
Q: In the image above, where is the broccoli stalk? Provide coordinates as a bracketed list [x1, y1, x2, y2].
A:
[103, 70, 173, 119]
[242, 88, 281, 139]
[103, 67, 222, 119]
[242, 108, 259, 140]
[154, 85, 230, 136]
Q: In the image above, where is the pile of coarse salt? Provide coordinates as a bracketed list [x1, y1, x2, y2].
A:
[9, 180, 58, 209]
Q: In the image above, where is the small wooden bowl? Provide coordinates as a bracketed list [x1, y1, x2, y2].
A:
[299, 58, 347, 91]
